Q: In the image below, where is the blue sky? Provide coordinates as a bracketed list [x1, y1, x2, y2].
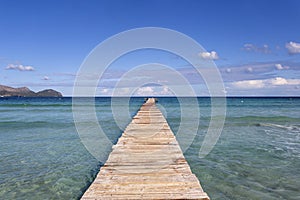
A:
[0, 0, 299, 96]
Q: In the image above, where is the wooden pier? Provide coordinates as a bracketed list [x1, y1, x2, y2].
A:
[81, 98, 209, 199]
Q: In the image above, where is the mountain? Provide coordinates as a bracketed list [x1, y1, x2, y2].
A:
[0, 85, 63, 97]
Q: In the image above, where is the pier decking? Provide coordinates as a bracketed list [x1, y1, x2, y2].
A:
[81, 98, 209, 199]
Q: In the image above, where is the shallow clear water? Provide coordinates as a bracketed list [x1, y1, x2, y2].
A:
[0, 97, 299, 199]
[159, 97, 300, 200]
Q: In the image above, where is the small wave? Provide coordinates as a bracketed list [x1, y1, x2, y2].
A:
[238, 116, 298, 122]
[257, 123, 300, 132]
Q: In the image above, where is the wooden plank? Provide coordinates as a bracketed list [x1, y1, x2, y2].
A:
[81, 98, 210, 200]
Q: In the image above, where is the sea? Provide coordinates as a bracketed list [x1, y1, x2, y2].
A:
[0, 97, 299, 200]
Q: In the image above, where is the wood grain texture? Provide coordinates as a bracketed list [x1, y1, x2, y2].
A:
[81, 98, 210, 200]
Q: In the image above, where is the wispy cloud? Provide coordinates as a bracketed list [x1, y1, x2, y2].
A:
[199, 51, 219, 60]
[5, 64, 34, 71]
[231, 77, 300, 89]
[90, 60, 297, 90]
[242, 43, 271, 54]
[219, 61, 296, 83]
[96, 85, 174, 96]
[286, 41, 300, 55]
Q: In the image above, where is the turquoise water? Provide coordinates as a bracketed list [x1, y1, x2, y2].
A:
[0, 97, 299, 199]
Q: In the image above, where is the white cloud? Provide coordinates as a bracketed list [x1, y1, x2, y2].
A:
[98, 87, 111, 95]
[102, 88, 108, 93]
[136, 86, 154, 96]
[269, 77, 289, 85]
[286, 41, 300, 54]
[97, 85, 172, 96]
[231, 77, 300, 89]
[160, 86, 173, 95]
[43, 76, 49, 80]
[243, 43, 271, 54]
[246, 67, 253, 73]
[275, 64, 284, 70]
[232, 79, 265, 89]
[199, 51, 219, 60]
[132, 86, 173, 96]
[275, 64, 289, 70]
[5, 64, 34, 71]
[225, 68, 231, 73]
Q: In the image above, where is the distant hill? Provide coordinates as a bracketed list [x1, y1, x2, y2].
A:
[36, 89, 63, 97]
[0, 85, 63, 97]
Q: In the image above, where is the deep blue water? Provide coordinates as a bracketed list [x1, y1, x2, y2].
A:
[0, 97, 299, 199]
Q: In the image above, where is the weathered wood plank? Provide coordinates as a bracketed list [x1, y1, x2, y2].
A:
[81, 98, 210, 200]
